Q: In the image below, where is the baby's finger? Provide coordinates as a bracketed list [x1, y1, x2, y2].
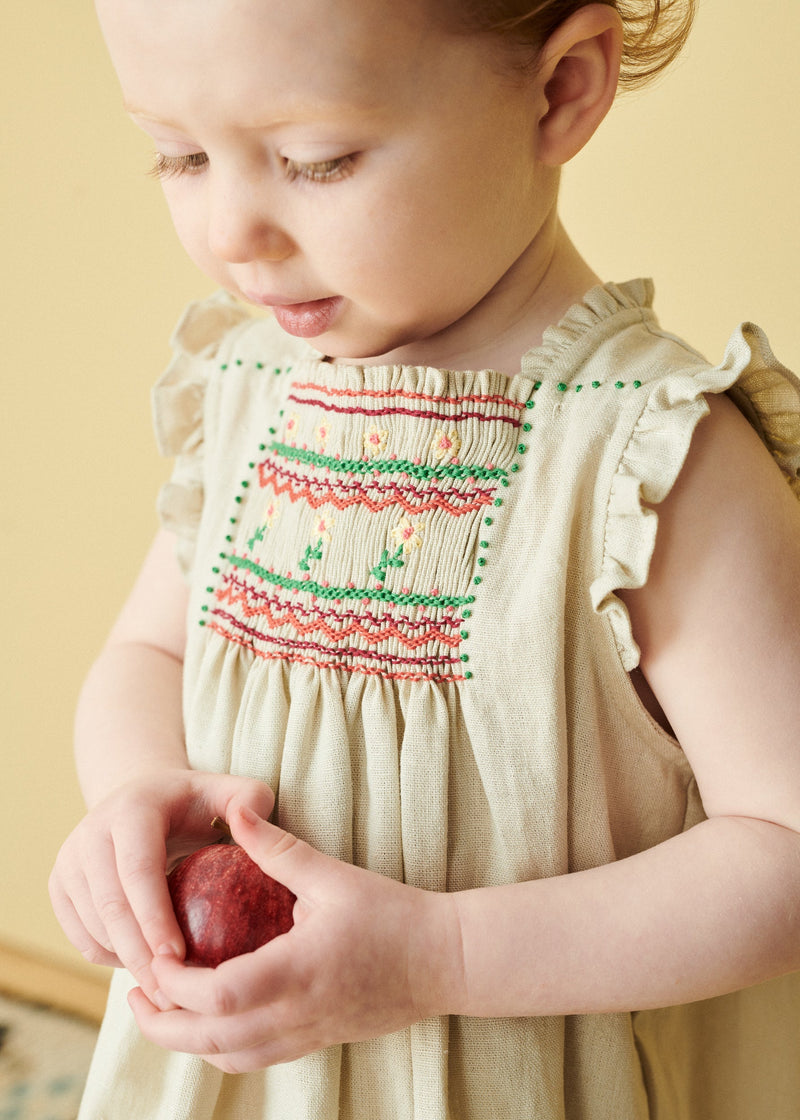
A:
[128, 986, 291, 1067]
[84, 833, 167, 994]
[151, 935, 295, 1017]
[112, 812, 185, 961]
[48, 872, 122, 968]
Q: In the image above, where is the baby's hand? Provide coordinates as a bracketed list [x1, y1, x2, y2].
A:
[129, 804, 461, 1071]
[49, 771, 274, 1008]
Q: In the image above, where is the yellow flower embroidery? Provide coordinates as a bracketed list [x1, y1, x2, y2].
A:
[390, 516, 426, 554]
[247, 501, 280, 550]
[315, 420, 331, 451]
[312, 514, 335, 542]
[431, 428, 461, 463]
[284, 412, 301, 442]
[363, 425, 388, 458]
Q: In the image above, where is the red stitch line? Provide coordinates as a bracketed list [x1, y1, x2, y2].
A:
[221, 574, 463, 630]
[215, 582, 463, 649]
[257, 466, 495, 516]
[287, 393, 522, 427]
[260, 460, 496, 504]
[291, 381, 524, 410]
[206, 621, 466, 683]
[212, 609, 463, 666]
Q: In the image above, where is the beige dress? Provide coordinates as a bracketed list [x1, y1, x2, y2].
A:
[79, 280, 800, 1119]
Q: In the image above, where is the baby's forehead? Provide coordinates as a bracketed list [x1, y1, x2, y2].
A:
[97, 0, 496, 127]
[100, 0, 437, 96]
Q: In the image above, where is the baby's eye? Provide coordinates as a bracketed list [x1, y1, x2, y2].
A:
[284, 155, 356, 184]
[149, 151, 209, 180]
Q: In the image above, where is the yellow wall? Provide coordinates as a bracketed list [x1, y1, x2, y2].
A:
[3, 1, 798, 979]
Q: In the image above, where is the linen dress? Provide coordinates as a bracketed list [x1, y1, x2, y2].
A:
[79, 280, 800, 1120]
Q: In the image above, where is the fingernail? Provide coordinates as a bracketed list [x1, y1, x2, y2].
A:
[238, 805, 260, 826]
[153, 989, 173, 1012]
[157, 943, 180, 959]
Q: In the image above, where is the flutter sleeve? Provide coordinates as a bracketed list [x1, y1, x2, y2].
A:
[591, 323, 800, 670]
[151, 291, 251, 576]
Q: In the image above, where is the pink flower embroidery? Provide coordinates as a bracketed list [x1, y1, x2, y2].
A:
[431, 428, 461, 462]
[284, 413, 301, 442]
[263, 501, 281, 528]
[315, 420, 331, 450]
[390, 516, 426, 554]
[363, 425, 388, 458]
[312, 514, 335, 542]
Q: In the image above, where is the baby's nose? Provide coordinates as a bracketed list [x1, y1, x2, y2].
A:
[207, 176, 293, 264]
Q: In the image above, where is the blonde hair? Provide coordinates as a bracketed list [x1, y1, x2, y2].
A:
[449, 0, 696, 89]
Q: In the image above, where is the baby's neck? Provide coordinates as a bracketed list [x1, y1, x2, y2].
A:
[337, 215, 602, 376]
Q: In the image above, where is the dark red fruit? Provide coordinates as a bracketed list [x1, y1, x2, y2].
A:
[168, 843, 295, 967]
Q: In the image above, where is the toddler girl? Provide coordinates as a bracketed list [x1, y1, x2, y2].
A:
[50, 0, 800, 1116]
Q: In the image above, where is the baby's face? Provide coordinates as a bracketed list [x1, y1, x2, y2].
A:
[96, 0, 557, 369]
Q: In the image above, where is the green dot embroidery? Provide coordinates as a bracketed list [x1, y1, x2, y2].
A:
[212, 567, 220, 574]
[484, 517, 493, 526]
[464, 670, 473, 680]
[534, 380, 542, 390]
[615, 381, 624, 389]
[460, 654, 469, 663]
[206, 586, 214, 593]
[634, 380, 642, 388]
[525, 399, 535, 409]
[592, 381, 601, 388]
[220, 363, 228, 371]
[557, 382, 567, 392]
[274, 367, 281, 376]
[460, 630, 469, 639]
[575, 384, 583, 392]
[234, 496, 242, 504]
[480, 540, 489, 548]
[199, 620, 206, 627]
[510, 463, 520, 473]
[517, 444, 527, 454]
[235, 359, 243, 366]
[256, 362, 264, 370]
[463, 609, 472, 619]
[474, 576, 482, 585]
[478, 557, 487, 567]
[494, 498, 503, 507]
[225, 535, 233, 542]
[501, 478, 510, 487]
[523, 422, 532, 432]
[201, 605, 209, 613]
[241, 480, 249, 488]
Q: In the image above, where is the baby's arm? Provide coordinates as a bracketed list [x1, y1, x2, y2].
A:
[49, 530, 273, 1005]
[450, 392, 800, 1015]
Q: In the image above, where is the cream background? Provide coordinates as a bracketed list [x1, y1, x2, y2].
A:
[2, 0, 798, 979]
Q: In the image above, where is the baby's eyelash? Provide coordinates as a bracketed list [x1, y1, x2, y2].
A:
[147, 151, 356, 183]
[149, 152, 209, 180]
[284, 155, 356, 184]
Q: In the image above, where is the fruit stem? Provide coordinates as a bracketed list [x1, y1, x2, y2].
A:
[211, 816, 233, 840]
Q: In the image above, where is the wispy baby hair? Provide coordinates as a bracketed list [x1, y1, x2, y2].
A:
[452, 0, 696, 88]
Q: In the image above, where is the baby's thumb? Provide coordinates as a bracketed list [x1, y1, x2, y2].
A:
[228, 803, 317, 891]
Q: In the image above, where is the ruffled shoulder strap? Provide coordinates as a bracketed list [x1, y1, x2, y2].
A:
[591, 323, 800, 670]
[152, 291, 252, 575]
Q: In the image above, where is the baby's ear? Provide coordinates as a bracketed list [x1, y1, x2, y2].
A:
[533, 3, 623, 166]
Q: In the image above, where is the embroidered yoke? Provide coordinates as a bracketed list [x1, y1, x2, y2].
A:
[79, 280, 800, 1120]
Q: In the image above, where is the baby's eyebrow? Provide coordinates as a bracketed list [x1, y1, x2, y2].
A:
[124, 106, 180, 126]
